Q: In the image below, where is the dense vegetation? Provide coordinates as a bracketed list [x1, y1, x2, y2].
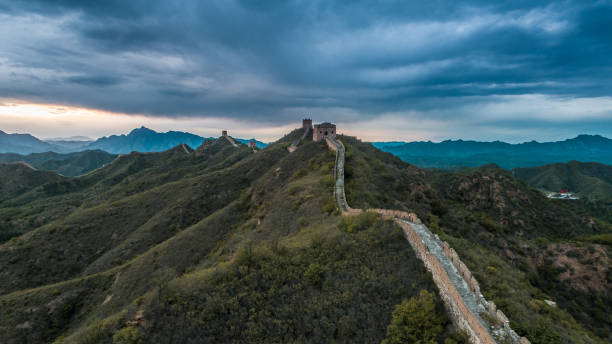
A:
[0, 130, 609, 343]
[382, 290, 455, 344]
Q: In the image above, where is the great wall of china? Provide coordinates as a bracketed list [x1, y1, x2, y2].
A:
[319, 133, 531, 344]
[216, 119, 529, 343]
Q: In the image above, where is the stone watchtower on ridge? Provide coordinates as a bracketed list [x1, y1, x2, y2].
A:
[222, 130, 228, 137]
[313, 122, 336, 141]
[302, 118, 312, 129]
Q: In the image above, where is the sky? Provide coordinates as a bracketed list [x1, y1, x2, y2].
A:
[1, 0, 611, 142]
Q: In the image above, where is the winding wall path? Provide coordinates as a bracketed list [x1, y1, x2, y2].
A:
[288, 126, 312, 153]
[325, 137, 530, 344]
[225, 136, 239, 148]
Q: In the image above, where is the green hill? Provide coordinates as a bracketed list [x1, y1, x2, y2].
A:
[0, 150, 117, 177]
[0, 131, 610, 343]
[514, 161, 612, 201]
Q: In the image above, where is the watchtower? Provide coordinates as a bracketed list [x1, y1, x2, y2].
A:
[222, 130, 228, 137]
[302, 118, 312, 129]
[313, 122, 336, 141]
[248, 140, 257, 148]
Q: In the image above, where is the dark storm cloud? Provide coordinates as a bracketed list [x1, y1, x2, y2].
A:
[1, 0, 611, 137]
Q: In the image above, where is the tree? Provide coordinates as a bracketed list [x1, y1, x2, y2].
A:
[382, 290, 445, 344]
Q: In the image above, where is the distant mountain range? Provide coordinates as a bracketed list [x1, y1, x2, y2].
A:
[86, 126, 207, 154]
[2, 128, 608, 169]
[0, 130, 58, 154]
[0, 127, 269, 155]
[373, 134, 612, 169]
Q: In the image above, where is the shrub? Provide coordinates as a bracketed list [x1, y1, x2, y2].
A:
[303, 262, 326, 287]
[322, 196, 337, 214]
[336, 211, 378, 233]
[382, 290, 446, 344]
[297, 217, 308, 227]
[113, 326, 144, 344]
[287, 185, 302, 196]
[319, 175, 335, 188]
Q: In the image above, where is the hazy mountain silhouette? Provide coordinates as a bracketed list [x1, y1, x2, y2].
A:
[0, 130, 59, 154]
[0, 127, 269, 155]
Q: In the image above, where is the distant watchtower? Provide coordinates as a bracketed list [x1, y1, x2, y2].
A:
[248, 140, 257, 148]
[302, 118, 312, 129]
[313, 122, 336, 141]
[222, 130, 228, 137]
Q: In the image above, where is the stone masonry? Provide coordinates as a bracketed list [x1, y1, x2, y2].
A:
[313, 122, 336, 141]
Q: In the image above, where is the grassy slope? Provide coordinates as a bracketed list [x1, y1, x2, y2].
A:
[0, 150, 117, 177]
[0, 163, 64, 203]
[0, 131, 444, 344]
[0, 164, 66, 242]
[0, 142, 252, 245]
[0, 140, 285, 294]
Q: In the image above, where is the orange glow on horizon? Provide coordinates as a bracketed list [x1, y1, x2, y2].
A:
[0, 99, 298, 141]
[0, 98, 429, 142]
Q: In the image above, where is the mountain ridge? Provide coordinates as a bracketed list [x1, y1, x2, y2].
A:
[0, 150, 117, 177]
[373, 134, 612, 169]
[0, 127, 269, 155]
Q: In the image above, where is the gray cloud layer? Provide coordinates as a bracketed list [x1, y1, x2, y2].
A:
[1, 0, 611, 139]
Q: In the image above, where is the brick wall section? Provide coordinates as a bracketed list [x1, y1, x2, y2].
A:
[396, 220, 496, 344]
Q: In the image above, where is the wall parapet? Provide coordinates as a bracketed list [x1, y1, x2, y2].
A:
[396, 220, 496, 344]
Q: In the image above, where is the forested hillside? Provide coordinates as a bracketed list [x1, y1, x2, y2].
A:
[0, 130, 609, 343]
[0, 150, 117, 177]
[514, 161, 612, 201]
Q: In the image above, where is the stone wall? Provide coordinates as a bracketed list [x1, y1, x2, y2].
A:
[369, 208, 420, 222]
[396, 220, 496, 344]
[325, 137, 531, 344]
[441, 238, 523, 339]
